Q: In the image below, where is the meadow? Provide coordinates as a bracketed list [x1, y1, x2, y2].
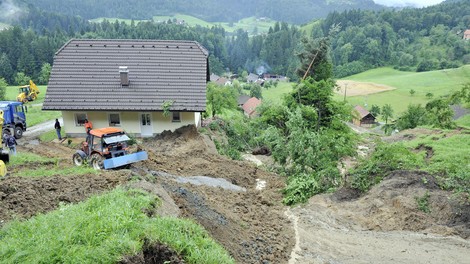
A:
[90, 14, 276, 35]
[261, 66, 470, 118]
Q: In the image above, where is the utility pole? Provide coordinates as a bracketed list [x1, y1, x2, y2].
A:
[343, 83, 348, 102]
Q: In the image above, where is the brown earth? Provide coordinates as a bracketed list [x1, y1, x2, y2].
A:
[336, 80, 396, 97]
[0, 125, 294, 264]
[1, 125, 469, 264]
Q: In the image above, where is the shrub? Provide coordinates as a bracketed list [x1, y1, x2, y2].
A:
[350, 142, 423, 192]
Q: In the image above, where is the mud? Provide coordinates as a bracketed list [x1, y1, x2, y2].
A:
[288, 169, 470, 264]
[2, 124, 469, 264]
[1, 125, 294, 264]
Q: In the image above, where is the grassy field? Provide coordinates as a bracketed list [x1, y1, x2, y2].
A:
[340, 66, 470, 115]
[262, 82, 294, 104]
[0, 188, 234, 263]
[90, 14, 276, 35]
[5, 84, 61, 126]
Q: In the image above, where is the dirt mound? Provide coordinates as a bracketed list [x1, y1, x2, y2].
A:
[288, 169, 470, 264]
[120, 240, 185, 264]
[0, 171, 131, 224]
[137, 126, 294, 263]
[332, 170, 468, 237]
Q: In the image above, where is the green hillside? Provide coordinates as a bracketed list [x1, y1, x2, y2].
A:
[91, 14, 276, 35]
[341, 65, 470, 114]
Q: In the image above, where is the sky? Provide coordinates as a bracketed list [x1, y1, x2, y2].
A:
[373, 0, 445, 7]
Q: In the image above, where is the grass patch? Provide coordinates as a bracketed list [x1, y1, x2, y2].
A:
[402, 132, 470, 194]
[8, 152, 57, 166]
[262, 82, 294, 103]
[350, 142, 424, 192]
[416, 191, 431, 213]
[16, 166, 97, 178]
[39, 129, 64, 142]
[456, 113, 470, 128]
[0, 188, 234, 264]
[340, 66, 470, 115]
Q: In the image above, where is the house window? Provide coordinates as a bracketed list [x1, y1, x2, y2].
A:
[75, 113, 87, 126]
[109, 113, 121, 127]
[172, 112, 181, 122]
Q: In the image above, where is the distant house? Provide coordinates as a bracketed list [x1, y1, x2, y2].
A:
[464, 29, 470, 40]
[242, 97, 262, 117]
[237, 94, 251, 107]
[247, 73, 259, 83]
[43, 39, 209, 137]
[215, 77, 231, 86]
[352, 105, 376, 127]
[210, 73, 220, 82]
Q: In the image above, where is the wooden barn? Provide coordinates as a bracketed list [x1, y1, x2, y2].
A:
[352, 105, 376, 127]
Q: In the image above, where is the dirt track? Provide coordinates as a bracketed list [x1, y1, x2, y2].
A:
[1, 125, 469, 263]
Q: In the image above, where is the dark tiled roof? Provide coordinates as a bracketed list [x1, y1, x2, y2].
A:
[43, 39, 209, 112]
[237, 94, 250, 105]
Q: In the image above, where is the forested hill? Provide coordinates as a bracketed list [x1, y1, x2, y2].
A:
[14, 0, 384, 24]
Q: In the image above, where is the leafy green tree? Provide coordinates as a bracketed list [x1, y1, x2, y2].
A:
[369, 104, 381, 118]
[396, 104, 427, 130]
[409, 89, 416, 96]
[206, 82, 237, 117]
[14, 72, 31, 86]
[426, 92, 434, 99]
[249, 83, 262, 99]
[0, 78, 7, 100]
[381, 104, 394, 124]
[38, 63, 52, 84]
[425, 98, 455, 129]
[0, 53, 14, 84]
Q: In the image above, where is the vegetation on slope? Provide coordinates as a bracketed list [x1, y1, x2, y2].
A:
[0, 188, 234, 264]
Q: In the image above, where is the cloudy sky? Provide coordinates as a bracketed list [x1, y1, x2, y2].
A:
[374, 0, 445, 7]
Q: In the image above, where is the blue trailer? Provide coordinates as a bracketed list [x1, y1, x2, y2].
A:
[0, 101, 27, 139]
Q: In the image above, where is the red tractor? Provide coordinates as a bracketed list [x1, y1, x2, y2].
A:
[72, 127, 147, 170]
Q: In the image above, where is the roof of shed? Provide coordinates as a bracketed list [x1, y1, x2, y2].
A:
[43, 39, 209, 112]
[354, 105, 373, 119]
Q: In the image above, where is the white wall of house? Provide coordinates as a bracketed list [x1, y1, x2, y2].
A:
[62, 111, 198, 137]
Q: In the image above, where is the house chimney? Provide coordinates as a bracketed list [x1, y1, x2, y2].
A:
[119, 66, 129, 86]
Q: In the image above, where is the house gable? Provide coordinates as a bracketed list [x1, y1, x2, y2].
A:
[43, 39, 209, 112]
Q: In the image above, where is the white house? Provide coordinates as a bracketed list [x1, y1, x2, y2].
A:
[43, 39, 209, 137]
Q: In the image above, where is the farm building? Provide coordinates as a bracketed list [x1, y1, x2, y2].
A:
[43, 39, 209, 137]
[352, 105, 376, 127]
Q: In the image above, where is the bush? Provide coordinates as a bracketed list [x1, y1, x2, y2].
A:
[350, 142, 423, 192]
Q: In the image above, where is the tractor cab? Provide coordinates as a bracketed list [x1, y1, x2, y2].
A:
[73, 127, 147, 170]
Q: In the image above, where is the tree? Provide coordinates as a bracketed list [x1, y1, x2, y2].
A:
[370, 104, 381, 118]
[249, 83, 262, 99]
[0, 78, 7, 100]
[206, 82, 237, 117]
[426, 92, 434, 99]
[0, 53, 14, 84]
[14, 72, 31, 86]
[381, 104, 394, 124]
[409, 89, 416, 96]
[38, 63, 52, 84]
[396, 104, 427, 130]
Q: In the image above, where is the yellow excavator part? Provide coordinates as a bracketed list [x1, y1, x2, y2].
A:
[16, 80, 40, 103]
[0, 110, 8, 176]
[0, 160, 6, 177]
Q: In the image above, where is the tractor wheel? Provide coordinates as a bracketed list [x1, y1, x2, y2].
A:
[90, 154, 104, 170]
[14, 126, 23, 139]
[72, 153, 84, 166]
[22, 98, 28, 104]
[30, 94, 37, 101]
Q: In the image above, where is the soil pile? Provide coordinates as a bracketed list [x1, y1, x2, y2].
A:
[288, 169, 470, 264]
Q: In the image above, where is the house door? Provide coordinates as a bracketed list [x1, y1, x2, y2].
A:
[140, 113, 153, 137]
